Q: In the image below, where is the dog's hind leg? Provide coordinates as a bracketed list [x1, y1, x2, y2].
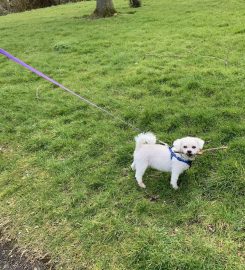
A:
[135, 163, 148, 188]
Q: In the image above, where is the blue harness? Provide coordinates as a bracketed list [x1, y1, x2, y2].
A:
[169, 147, 192, 167]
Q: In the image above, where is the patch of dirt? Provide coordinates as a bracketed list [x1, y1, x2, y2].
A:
[0, 239, 52, 270]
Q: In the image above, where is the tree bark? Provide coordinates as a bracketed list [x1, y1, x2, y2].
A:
[129, 0, 141, 8]
[93, 0, 117, 18]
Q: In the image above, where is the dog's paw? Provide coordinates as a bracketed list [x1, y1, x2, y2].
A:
[138, 182, 146, 188]
[171, 184, 179, 190]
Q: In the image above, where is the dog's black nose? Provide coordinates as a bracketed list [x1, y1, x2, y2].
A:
[187, 150, 192, 154]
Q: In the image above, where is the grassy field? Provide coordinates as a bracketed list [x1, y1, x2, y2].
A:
[0, 0, 244, 269]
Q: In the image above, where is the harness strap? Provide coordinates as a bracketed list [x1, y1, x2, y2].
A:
[169, 147, 192, 167]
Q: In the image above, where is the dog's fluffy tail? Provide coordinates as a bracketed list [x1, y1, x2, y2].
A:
[135, 132, 156, 150]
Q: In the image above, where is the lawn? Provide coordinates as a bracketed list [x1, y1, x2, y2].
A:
[0, 0, 244, 269]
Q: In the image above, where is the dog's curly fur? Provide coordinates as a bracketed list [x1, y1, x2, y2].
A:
[131, 132, 205, 189]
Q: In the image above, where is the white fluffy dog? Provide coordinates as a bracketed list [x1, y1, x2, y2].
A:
[131, 132, 204, 190]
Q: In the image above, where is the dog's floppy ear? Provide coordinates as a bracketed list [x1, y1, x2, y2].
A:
[173, 139, 182, 152]
[196, 138, 205, 149]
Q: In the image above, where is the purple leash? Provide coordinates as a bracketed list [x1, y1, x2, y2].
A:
[0, 48, 142, 132]
[0, 48, 109, 112]
[0, 48, 65, 89]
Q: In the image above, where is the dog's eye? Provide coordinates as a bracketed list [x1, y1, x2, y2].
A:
[192, 146, 196, 149]
[183, 146, 187, 148]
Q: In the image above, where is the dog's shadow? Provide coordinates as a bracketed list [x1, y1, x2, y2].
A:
[140, 169, 194, 206]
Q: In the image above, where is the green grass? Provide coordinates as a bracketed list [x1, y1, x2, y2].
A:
[0, 0, 245, 269]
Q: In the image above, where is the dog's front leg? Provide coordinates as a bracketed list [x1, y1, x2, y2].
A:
[170, 170, 181, 190]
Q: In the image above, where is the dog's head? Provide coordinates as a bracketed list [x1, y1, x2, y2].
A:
[173, 137, 205, 159]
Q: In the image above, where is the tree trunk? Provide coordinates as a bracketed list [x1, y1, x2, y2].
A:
[130, 0, 141, 8]
[93, 0, 117, 18]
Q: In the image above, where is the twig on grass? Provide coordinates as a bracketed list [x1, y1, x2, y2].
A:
[35, 85, 41, 100]
[145, 50, 229, 66]
[175, 146, 228, 155]
[187, 49, 229, 66]
[198, 146, 228, 154]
